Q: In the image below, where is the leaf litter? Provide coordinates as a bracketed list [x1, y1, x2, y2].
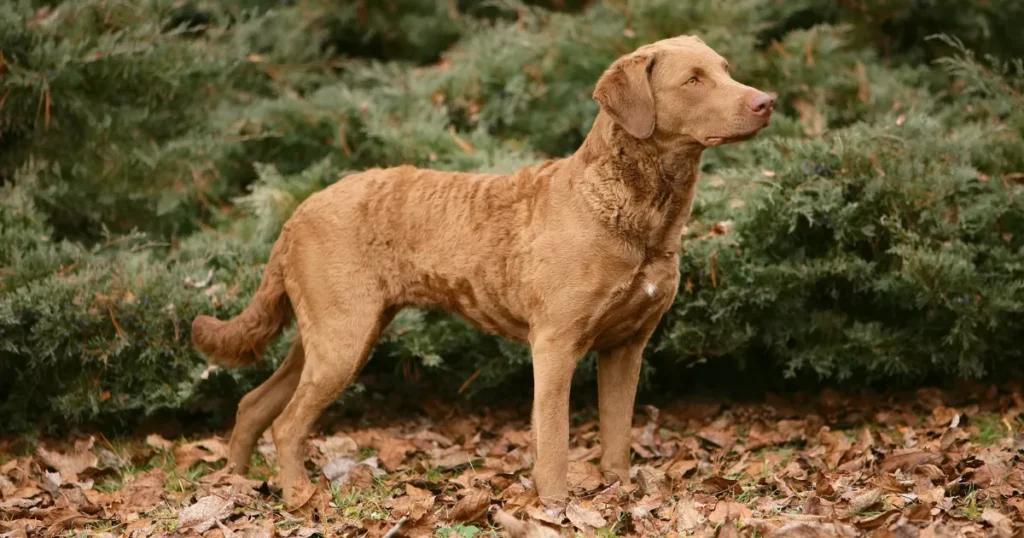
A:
[0, 382, 1021, 537]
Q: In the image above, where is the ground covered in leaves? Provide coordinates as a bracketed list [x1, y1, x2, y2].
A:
[2, 383, 1022, 538]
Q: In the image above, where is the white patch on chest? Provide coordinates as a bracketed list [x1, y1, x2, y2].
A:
[644, 281, 658, 297]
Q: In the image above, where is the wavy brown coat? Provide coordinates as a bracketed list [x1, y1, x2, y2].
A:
[192, 35, 774, 507]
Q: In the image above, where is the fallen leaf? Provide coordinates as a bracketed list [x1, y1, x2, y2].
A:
[447, 488, 490, 522]
[708, 500, 751, 525]
[119, 469, 167, 515]
[39, 507, 92, 534]
[314, 434, 358, 458]
[855, 509, 900, 530]
[41, 471, 62, 494]
[847, 488, 882, 514]
[145, 434, 174, 452]
[386, 493, 435, 522]
[697, 426, 733, 447]
[1007, 497, 1024, 518]
[634, 465, 666, 496]
[525, 504, 565, 525]
[322, 456, 359, 486]
[566, 461, 603, 493]
[566, 502, 606, 531]
[0, 473, 15, 497]
[378, 438, 417, 471]
[174, 438, 228, 471]
[35, 437, 98, 480]
[715, 520, 740, 538]
[493, 509, 561, 538]
[676, 498, 705, 532]
[701, 476, 740, 496]
[630, 493, 663, 519]
[772, 522, 858, 537]
[981, 508, 1013, 538]
[881, 451, 939, 473]
[178, 494, 234, 533]
[405, 483, 432, 498]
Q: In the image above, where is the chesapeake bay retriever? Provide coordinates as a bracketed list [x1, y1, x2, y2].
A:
[192, 35, 773, 507]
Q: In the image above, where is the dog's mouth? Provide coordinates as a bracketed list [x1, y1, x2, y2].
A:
[704, 118, 771, 147]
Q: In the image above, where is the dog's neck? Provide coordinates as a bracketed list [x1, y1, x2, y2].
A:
[571, 111, 704, 255]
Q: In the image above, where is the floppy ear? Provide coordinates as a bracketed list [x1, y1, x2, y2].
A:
[593, 53, 656, 139]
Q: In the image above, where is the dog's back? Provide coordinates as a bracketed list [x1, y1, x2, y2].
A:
[281, 161, 573, 340]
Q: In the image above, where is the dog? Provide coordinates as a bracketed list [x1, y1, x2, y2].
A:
[192, 34, 773, 507]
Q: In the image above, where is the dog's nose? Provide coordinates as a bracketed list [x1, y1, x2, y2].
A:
[748, 92, 774, 115]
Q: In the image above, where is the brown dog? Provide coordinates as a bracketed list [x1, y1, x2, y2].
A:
[192, 35, 773, 507]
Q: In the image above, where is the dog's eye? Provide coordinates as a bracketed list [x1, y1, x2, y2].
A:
[686, 76, 698, 85]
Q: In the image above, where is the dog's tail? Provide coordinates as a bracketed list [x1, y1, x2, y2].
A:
[191, 233, 292, 367]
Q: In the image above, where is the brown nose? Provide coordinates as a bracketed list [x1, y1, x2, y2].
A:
[748, 92, 774, 115]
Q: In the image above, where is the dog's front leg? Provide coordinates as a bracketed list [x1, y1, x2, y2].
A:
[529, 334, 584, 506]
[597, 334, 649, 486]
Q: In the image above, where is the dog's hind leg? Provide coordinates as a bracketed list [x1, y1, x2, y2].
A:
[226, 335, 305, 475]
[270, 284, 389, 507]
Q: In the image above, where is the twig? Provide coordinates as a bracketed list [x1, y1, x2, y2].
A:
[458, 369, 482, 394]
[382, 517, 408, 538]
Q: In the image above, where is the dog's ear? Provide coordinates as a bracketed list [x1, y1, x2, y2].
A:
[593, 52, 656, 139]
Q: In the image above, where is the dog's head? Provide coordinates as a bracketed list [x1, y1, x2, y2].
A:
[593, 35, 773, 147]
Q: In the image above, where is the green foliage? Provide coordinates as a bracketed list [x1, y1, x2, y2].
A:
[1, 0, 1022, 433]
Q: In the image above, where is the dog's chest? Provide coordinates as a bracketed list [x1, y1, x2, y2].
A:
[591, 255, 680, 349]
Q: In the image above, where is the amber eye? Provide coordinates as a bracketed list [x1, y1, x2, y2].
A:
[686, 76, 698, 85]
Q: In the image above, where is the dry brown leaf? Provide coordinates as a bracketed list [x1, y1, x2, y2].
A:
[702, 476, 740, 495]
[566, 461, 603, 493]
[314, 434, 358, 458]
[1007, 497, 1024, 518]
[493, 509, 561, 538]
[566, 502, 607, 531]
[410, 430, 454, 448]
[0, 519, 43, 538]
[447, 488, 490, 522]
[119, 468, 167, 515]
[405, 483, 432, 499]
[346, 463, 380, 493]
[981, 508, 1014, 538]
[634, 465, 666, 496]
[322, 456, 358, 486]
[802, 496, 832, 517]
[499, 448, 533, 474]
[630, 493, 663, 519]
[676, 498, 705, 532]
[386, 493, 435, 522]
[35, 437, 98, 480]
[0, 474, 15, 497]
[525, 505, 565, 529]
[449, 468, 498, 490]
[708, 500, 751, 525]
[715, 521, 740, 538]
[697, 426, 733, 447]
[772, 521, 858, 538]
[39, 506, 93, 534]
[174, 438, 228, 471]
[665, 459, 699, 479]
[145, 434, 173, 452]
[847, 488, 883, 514]
[178, 494, 234, 533]
[430, 449, 474, 470]
[881, 451, 939, 473]
[855, 509, 900, 530]
[54, 484, 100, 515]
